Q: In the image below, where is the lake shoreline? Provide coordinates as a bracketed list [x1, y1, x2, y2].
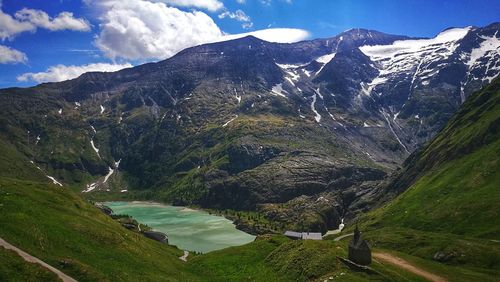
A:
[103, 201, 256, 253]
[98, 200, 267, 236]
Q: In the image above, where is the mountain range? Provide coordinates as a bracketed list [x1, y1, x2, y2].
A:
[0, 22, 498, 232]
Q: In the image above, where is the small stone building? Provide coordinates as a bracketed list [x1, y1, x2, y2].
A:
[348, 224, 371, 265]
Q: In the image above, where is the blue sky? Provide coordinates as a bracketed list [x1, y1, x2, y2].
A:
[0, 0, 498, 88]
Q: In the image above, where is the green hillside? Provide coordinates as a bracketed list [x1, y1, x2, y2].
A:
[365, 76, 500, 237]
[358, 77, 500, 279]
[0, 247, 60, 282]
[0, 177, 197, 281]
[0, 176, 425, 282]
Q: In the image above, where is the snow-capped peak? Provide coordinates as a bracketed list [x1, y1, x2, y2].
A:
[359, 27, 472, 61]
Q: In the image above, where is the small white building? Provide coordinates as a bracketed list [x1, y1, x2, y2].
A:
[284, 231, 322, 240]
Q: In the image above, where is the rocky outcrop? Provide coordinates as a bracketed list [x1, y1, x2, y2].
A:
[143, 231, 169, 244]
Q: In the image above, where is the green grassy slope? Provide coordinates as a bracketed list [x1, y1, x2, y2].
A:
[365, 76, 500, 237]
[357, 77, 500, 279]
[0, 177, 197, 281]
[0, 247, 60, 282]
[0, 176, 432, 282]
[0, 139, 43, 181]
[187, 235, 429, 281]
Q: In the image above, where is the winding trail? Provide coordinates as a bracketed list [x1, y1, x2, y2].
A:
[179, 250, 189, 262]
[0, 237, 77, 282]
[373, 252, 448, 282]
[333, 234, 447, 282]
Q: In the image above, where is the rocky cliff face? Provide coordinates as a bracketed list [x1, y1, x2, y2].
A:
[0, 23, 498, 231]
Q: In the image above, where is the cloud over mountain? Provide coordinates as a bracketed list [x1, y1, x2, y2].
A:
[90, 0, 224, 60]
[17, 62, 132, 83]
[89, 0, 309, 61]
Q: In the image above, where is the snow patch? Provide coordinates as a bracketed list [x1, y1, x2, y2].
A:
[270, 83, 288, 98]
[359, 27, 472, 91]
[326, 108, 336, 121]
[361, 76, 388, 96]
[310, 94, 322, 123]
[234, 89, 242, 103]
[381, 109, 410, 154]
[393, 111, 400, 121]
[89, 125, 100, 158]
[32, 161, 63, 186]
[275, 62, 308, 69]
[90, 140, 100, 158]
[46, 175, 63, 186]
[315, 53, 336, 64]
[285, 77, 295, 86]
[276, 63, 301, 81]
[82, 182, 98, 193]
[315, 53, 336, 74]
[466, 31, 500, 68]
[222, 115, 238, 127]
[360, 27, 471, 60]
[103, 159, 121, 184]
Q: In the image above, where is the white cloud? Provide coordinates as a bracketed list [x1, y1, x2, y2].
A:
[236, 0, 246, 4]
[90, 0, 224, 60]
[259, 0, 292, 5]
[0, 6, 90, 40]
[14, 9, 91, 32]
[89, 0, 309, 61]
[218, 9, 252, 29]
[17, 62, 132, 83]
[0, 9, 34, 40]
[221, 28, 310, 43]
[0, 44, 27, 64]
[218, 10, 250, 22]
[152, 0, 224, 12]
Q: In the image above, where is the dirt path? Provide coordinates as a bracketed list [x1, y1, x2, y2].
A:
[0, 237, 77, 282]
[179, 250, 189, 262]
[373, 252, 448, 282]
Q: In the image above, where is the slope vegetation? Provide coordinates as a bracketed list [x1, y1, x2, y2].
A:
[359, 77, 500, 279]
[0, 177, 196, 281]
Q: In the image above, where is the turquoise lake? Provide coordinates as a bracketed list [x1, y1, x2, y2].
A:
[105, 201, 255, 253]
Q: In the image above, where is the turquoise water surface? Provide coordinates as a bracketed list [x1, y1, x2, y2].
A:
[105, 201, 255, 253]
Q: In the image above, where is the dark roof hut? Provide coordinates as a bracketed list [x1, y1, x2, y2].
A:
[348, 224, 371, 265]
